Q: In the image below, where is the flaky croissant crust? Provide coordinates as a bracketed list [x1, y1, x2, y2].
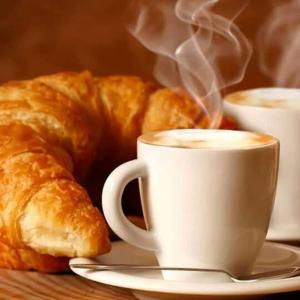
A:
[0, 71, 108, 272]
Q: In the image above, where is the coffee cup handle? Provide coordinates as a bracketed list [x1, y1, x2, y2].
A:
[102, 159, 158, 251]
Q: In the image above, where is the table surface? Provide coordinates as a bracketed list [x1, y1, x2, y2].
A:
[0, 270, 135, 300]
[1, 269, 300, 300]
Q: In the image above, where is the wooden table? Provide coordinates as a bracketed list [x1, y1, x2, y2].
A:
[0, 270, 135, 300]
[0, 269, 300, 300]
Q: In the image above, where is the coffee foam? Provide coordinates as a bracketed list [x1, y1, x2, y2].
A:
[139, 130, 276, 149]
[225, 88, 300, 108]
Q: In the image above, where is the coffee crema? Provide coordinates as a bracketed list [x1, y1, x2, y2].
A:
[225, 88, 300, 108]
[139, 129, 276, 149]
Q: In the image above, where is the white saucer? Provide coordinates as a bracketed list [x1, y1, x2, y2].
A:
[267, 227, 300, 243]
[70, 241, 300, 299]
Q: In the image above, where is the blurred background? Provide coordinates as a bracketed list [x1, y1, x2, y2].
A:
[0, 0, 277, 90]
[1, 0, 298, 216]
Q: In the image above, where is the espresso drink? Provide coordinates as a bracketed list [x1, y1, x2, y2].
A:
[140, 129, 275, 149]
[103, 129, 279, 282]
[224, 87, 300, 241]
[226, 88, 300, 108]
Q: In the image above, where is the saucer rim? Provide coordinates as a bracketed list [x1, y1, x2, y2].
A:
[70, 241, 300, 296]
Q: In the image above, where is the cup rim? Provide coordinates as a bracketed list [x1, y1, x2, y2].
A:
[138, 129, 279, 151]
[224, 87, 300, 111]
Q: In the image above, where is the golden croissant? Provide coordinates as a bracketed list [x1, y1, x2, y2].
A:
[0, 71, 236, 272]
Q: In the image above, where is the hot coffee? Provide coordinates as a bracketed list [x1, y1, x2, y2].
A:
[103, 129, 279, 282]
[226, 88, 300, 108]
[224, 87, 300, 241]
[140, 129, 275, 149]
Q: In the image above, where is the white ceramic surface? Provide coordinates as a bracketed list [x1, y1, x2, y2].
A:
[224, 88, 300, 240]
[267, 227, 300, 242]
[70, 241, 300, 298]
[102, 129, 279, 281]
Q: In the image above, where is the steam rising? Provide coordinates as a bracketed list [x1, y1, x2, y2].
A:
[258, 0, 300, 87]
[127, 0, 252, 127]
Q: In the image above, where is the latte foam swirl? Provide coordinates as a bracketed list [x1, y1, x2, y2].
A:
[225, 88, 300, 109]
[139, 129, 276, 149]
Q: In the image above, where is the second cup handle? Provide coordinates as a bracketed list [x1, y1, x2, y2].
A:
[102, 159, 158, 251]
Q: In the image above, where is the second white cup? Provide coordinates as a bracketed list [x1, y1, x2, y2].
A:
[225, 88, 300, 241]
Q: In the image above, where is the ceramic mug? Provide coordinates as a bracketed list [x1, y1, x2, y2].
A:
[225, 88, 300, 241]
[102, 129, 279, 281]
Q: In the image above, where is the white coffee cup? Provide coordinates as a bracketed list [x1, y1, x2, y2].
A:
[224, 88, 300, 241]
[102, 129, 279, 281]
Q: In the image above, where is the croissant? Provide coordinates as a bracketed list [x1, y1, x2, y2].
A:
[0, 72, 110, 272]
[0, 71, 236, 272]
